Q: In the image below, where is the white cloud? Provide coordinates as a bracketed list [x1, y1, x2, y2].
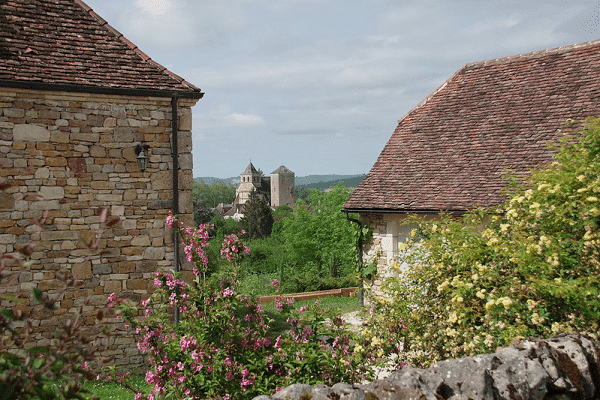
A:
[134, 0, 172, 16]
[225, 113, 265, 126]
[193, 105, 265, 132]
[113, 0, 248, 50]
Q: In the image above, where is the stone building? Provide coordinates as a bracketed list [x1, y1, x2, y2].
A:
[235, 162, 270, 205]
[224, 164, 295, 219]
[271, 165, 295, 207]
[0, 0, 203, 366]
[344, 40, 600, 296]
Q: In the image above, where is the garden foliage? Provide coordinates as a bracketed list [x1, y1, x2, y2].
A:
[230, 184, 359, 295]
[114, 214, 372, 400]
[273, 184, 359, 293]
[371, 117, 600, 366]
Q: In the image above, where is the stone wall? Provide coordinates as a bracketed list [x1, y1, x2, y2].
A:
[359, 213, 436, 298]
[255, 333, 600, 400]
[270, 170, 295, 207]
[0, 87, 196, 366]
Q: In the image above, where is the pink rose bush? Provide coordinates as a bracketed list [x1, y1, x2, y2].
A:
[113, 214, 373, 399]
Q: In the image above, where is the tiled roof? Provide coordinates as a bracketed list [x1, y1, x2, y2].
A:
[242, 163, 259, 175]
[345, 40, 600, 213]
[0, 0, 201, 95]
[271, 165, 294, 175]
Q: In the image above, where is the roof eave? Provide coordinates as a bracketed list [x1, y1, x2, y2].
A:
[343, 207, 467, 216]
[0, 79, 204, 100]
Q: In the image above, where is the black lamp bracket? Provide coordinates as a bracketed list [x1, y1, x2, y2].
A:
[134, 143, 150, 156]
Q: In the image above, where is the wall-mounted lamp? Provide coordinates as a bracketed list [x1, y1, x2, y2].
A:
[134, 143, 150, 172]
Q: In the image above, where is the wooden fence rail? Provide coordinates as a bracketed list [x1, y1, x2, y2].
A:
[258, 287, 358, 304]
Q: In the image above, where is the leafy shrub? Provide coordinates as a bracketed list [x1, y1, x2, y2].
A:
[237, 271, 279, 297]
[114, 214, 371, 400]
[240, 236, 286, 276]
[274, 185, 360, 291]
[279, 270, 358, 294]
[370, 117, 600, 366]
[0, 198, 119, 400]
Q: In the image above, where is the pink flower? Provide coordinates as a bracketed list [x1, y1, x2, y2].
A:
[166, 214, 175, 228]
[107, 292, 119, 307]
[221, 287, 234, 297]
[271, 279, 279, 287]
[180, 336, 197, 352]
[145, 370, 158, 384]
[298, 306, 307, 313]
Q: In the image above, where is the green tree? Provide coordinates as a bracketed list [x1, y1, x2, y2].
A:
[276, 184, 359, 292]
[193, 179, 236, 225]
[370, 117, 600, 366]
[294, 186, 310, 203]
[240, 190, 274, 239]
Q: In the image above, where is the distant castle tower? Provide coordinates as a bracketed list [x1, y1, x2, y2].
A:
[270, 165, 295, 207]
[231, 163, 295, 214]
[235, 162, 263, 205]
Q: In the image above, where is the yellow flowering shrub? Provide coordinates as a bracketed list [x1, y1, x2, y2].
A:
[370, 117, 600, 367]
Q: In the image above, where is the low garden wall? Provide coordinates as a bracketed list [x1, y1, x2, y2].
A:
[254, 333, 600, 400]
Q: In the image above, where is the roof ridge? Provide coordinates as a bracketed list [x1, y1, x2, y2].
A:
[73, 0, 201, 93]
[395, 39, 600, 128]
[465, 39, 600, 68]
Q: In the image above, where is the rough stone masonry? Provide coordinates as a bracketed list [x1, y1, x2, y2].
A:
[254, 333, 600, 400]
[0, 87, 196, 367]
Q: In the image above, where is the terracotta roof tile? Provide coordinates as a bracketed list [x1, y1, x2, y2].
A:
[0, 0, 201, 94]
[345, 40, 600, 213]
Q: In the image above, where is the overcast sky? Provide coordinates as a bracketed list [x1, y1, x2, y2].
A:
[84, 0, 600, 179]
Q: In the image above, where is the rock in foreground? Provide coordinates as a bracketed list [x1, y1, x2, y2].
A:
[253, 333, 600, 400]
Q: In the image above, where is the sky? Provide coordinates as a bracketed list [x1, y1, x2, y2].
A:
[84, 0, 600, 179]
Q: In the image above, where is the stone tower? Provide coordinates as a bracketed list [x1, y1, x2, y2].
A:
[236, 162, 262, 204]
[270, 166, 295, 207]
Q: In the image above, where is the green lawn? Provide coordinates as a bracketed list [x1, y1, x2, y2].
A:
[85, 375, 148, 400]
[262, 294, 363, 331]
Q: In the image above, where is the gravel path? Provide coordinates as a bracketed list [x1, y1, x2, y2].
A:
[340, 310, 366, 332]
